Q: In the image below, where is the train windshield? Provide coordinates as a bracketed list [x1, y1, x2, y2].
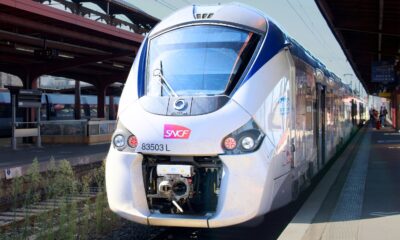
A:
[146, 25, 260, 96]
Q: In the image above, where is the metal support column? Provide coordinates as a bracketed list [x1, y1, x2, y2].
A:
[74, 80, 81, 120]
[397, 93, 400, 131]
[37, 106, 41, 147]
[11, 94, 16, 150]
[109, 95, 114, 120]
[97, 85, 106, 119]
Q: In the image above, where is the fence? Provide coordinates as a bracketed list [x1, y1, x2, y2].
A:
[40, 119, 116, 144]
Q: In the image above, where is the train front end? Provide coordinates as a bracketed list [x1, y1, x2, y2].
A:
[106, 4, 286, 228]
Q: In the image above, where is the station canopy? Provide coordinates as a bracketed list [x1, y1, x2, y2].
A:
[0, 0, 159, 87]
[316, 0, 400, 94]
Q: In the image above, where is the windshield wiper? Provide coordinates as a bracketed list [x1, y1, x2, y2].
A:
[152, 61, 178, 97]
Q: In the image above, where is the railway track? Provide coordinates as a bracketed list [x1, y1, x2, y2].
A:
[0, 159, 112, 239]
[0, 190, 100, 239]
[0, 192, 97, 232]
[0, 160, 161, 240]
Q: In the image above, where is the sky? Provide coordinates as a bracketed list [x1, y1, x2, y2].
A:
[127, 0, 362, 90]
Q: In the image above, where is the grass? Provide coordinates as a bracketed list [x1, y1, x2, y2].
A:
[0, 159, 127, 240]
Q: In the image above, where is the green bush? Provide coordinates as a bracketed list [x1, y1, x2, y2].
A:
[3, 159, 128, 239]
[53, 160, 76, 197]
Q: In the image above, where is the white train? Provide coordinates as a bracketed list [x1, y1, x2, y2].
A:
[106, 3, 366, 228]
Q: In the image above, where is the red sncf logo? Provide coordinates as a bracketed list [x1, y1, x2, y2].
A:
[164, 124, 191, 139]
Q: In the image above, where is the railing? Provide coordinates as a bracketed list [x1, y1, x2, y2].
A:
[41, 120, 87, 136]
[40, 119, 116, 136]
[87, 120, 116, 136]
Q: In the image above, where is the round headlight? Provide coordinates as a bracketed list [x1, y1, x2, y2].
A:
[241, 136, 255, 150]
[113, 134, 125, 148]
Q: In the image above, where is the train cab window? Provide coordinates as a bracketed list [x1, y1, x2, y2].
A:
[146, 25, 260, 97]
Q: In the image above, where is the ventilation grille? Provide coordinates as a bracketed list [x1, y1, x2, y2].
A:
[195, 13, 214, 19]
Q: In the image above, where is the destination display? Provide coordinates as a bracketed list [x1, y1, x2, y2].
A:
[18, 89, 42, 108]
[371, 61, 395, 83]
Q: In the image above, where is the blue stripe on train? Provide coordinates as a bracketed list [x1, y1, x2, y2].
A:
[232, 21, 287, 95]
[233, 19, 335, 96]
[137, 38, 148, 98]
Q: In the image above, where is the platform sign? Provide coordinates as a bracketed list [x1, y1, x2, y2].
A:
[9, 89, 42, 149]
[371, 61, 395, 83]
[18, 89, 42, 108]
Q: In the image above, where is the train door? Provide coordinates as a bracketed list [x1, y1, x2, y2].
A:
[316, 84, 326, 169]
[293, 69, 307, 169]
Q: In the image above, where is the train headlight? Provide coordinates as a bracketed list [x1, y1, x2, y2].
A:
[222, 120, 264, 155]
[113, 134, 125, 148]
[241, 136, 255, 150]
[112, 121, 137, 152]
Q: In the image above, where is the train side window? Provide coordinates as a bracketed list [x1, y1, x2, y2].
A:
[293, 57, 317, 163]
[0, 102, 11, 116]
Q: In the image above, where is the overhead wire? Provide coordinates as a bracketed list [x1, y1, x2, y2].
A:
[286, 0, 327, 54]
[286, 0, 349, 76]
[289, 0, 361, 88]
[295, 0, 340, 61]
[154, 0, 178, 11]
[181, 0, 192, 4]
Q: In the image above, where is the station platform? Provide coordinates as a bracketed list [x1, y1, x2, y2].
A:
[0, 140, 109, 179]
[279, 126, 400, 240]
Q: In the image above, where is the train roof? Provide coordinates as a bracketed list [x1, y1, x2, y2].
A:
[149, 3, 268, 37]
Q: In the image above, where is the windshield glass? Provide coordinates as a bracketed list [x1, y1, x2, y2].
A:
[146, 25, 259, 96]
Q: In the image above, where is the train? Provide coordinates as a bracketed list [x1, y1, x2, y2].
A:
[0, 90, 119, 137]
[106, 3, 367, 228]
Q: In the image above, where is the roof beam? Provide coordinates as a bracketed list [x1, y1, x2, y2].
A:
[336, 27, 400, 38]
[29, 51, 132, 78]
[0, 0, 145, 43]
[378, 0, 384, 61]
[344, 48, 397, 57]
[0, 29, 119, 55]
[0, 12, 139, 51]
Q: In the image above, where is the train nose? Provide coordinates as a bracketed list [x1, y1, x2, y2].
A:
[107, 95, 274, 228]
[116, 97, 253, 156]
[106, 141, 275, 228]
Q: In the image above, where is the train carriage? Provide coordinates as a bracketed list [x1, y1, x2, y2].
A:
[0, 90, 120, 136]
[106, 3, 366, 228]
